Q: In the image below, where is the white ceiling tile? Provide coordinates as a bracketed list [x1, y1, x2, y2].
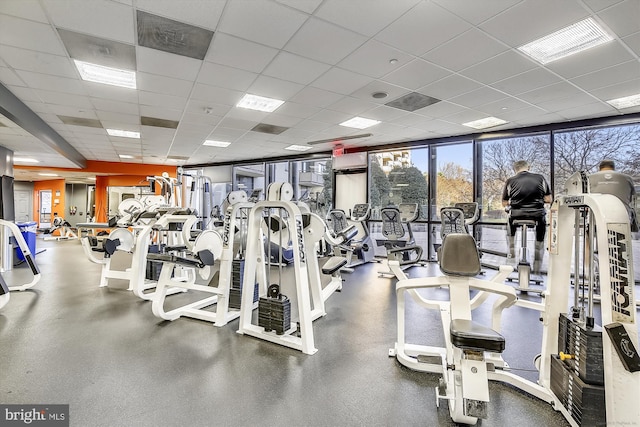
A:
[44, 0, 135, 44]
[327, 96, 377, 115]
[139, 91, 187, 110]
[337, 39, 413, 79]
[134, 0, 225, 30]
[391, 113, 434, 127]
[0, 15, 67, 55]
[442, 108, 489, 125]
[209, 127, 247, 140]
[217, 0, 307, 49]
[491, 68, 563, 95]
[450, 87, 507, 109]
[310, 67, 373, 95]
[136, 46, 202, 81]
[217, 117, 258, 131]
[480, 0, 589, 48]
[278, 128, 316, 141]
[517, 82, 586, 104]
[23, 101, 52, 114]
[184, 100, 231, 118]
[33, 89, 93, 109]
[205, 33, 278, 73]
[590, 78, 640, 101]
[598, 0, 640, 38]
[459, 50, 537, 85]
[570, 61, 640, 91]
[422, 29, 509, 72]
[314, 0, 421, 37]
[432, 0, 524, 25]
[381, 59, 450, 91]
[284, 17, 367, 65]
[364, 105, 410, 121]
[295, 120, 332, 132]
[273, 102, 322, 119]
[308, 109, 352, 125]
[224, 107, 269, 123]
[556, 102, 617, 120]
[91, 98, 139, 115]
[262, 113, 303, 128]
[190, 83, 244, 106]
[583, 0, 624, 12]
[537, 93, 599, 112]
[263, 51, 331, 85]
[495, 105, 546, 122]
[84, 81, 139, 103]
[0, 0, 49, 22]
[7, 86, 42, 102]
[275, 0, 322, 14]
[419, 75, 483, 100]
[375, 1, 471, 56]
[15, 70, 87, 95]
[513, 112, 566, 126]
[0, 66, 25, 86]
[197, 62, 257, 91]
[545, 42, 635, 79]
[476, 96, 535, 116]
[413, 100, 469, 119]
[247, 75, 304, 100]
[136, 72, 194, 97]
[138, 105, 182, 121]
[622, 31, 640, 56]
[0, 45, 76, 77]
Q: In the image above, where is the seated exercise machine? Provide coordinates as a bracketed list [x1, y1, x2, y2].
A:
[325, 203, 375, 270]
[377, 203, 426, 280]
[507, 218, 544, 292]
[391, 187, 640, 425]
[43, 215, 78, 241]
[237, 182, 343, 355]
[0, 219, 42, 309]
[150, 191, 256, 326]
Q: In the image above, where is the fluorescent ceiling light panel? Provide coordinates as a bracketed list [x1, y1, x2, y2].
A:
[74, 59, 136, 89]
[107, 129, 140, 138]
[119, 154, 134, 159]
[339, 117, 381, 129]
[14, 157, 39, 163]
[285, 145, 312, 152]
[606, 93, 640, 109]
[203, 140, 231, 147]
[39, 173, 58, 177]
[463, 117, 508, 130]
[518, 18, 613, 64]
[236, 94, 284, 112]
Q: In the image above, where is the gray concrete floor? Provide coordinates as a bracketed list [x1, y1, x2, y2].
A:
[2, 235, 618, 427]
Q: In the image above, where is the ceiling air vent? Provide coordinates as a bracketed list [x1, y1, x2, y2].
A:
[167, 156, 189, 161]
[137, 10, 214, 60]
[251, 123, 288, 135]
[58, 115, 103, 128]
[141, 116, 179, 129]
[385, 92, 440, 112]
[58, 28, 136, 70]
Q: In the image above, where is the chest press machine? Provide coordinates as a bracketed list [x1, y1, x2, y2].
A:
[390, 190, 640, 425]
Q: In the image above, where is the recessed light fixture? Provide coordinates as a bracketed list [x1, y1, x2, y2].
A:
[236, 94, 284, 112]
[203, 140, 231, 147]
[518, 18, 613, 65]
[284, 145, 312, 152]
[14, 157, 39, 163]
[107, 129, 140, 139]
[119, 154, 134, 159]
[339, 117, 381, 129]
[463, 117, 508, 130]
[38, 173, 58, 177]
[74, 59, 136, 89]
[606, 93, 640, 109]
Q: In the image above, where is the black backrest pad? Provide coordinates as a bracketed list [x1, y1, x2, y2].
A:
[439, 233, 480, 276]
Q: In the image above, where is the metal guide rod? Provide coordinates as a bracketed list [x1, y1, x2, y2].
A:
[573, 209, 581, 318]
[587, 209, 595, 321]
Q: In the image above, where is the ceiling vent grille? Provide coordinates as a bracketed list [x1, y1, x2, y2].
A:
[137, 10, 214, 60]
[385, 92, 440, 112]
[58, 115, 103, 128]
[141, 116, 179, 129]
[251, 123, 288, 135]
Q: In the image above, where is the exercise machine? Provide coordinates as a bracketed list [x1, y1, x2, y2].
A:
[237, 182, 334, 355]
[325, 203, 375, 270]
[507, 219, 544, 292]
[0, 219, 41, 292]
[0, 274, 8, 309]
[43, 215, 78, 241]
[377, 203, 426, 280]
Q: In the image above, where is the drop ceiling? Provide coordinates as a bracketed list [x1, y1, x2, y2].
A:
[0, 0, 639, 182]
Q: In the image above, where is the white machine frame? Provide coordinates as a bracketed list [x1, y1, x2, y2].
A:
[1, 219, 41, 292]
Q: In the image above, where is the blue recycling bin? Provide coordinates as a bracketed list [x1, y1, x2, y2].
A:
[16, 221, 37, 261]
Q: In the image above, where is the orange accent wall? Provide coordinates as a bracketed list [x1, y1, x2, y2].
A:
[33, 179, 66, 228]
[17, 161, 178, 224]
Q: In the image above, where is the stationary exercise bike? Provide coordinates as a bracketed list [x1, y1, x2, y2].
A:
[325, 203, 375, 270]
[508, 218, 544, 292]
[377, 203, 426, 280]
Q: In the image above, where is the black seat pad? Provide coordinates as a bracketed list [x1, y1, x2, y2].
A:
[322, 256, 348, 275]
[512, 219, 537, 226]
[450, 319, 505, 353]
